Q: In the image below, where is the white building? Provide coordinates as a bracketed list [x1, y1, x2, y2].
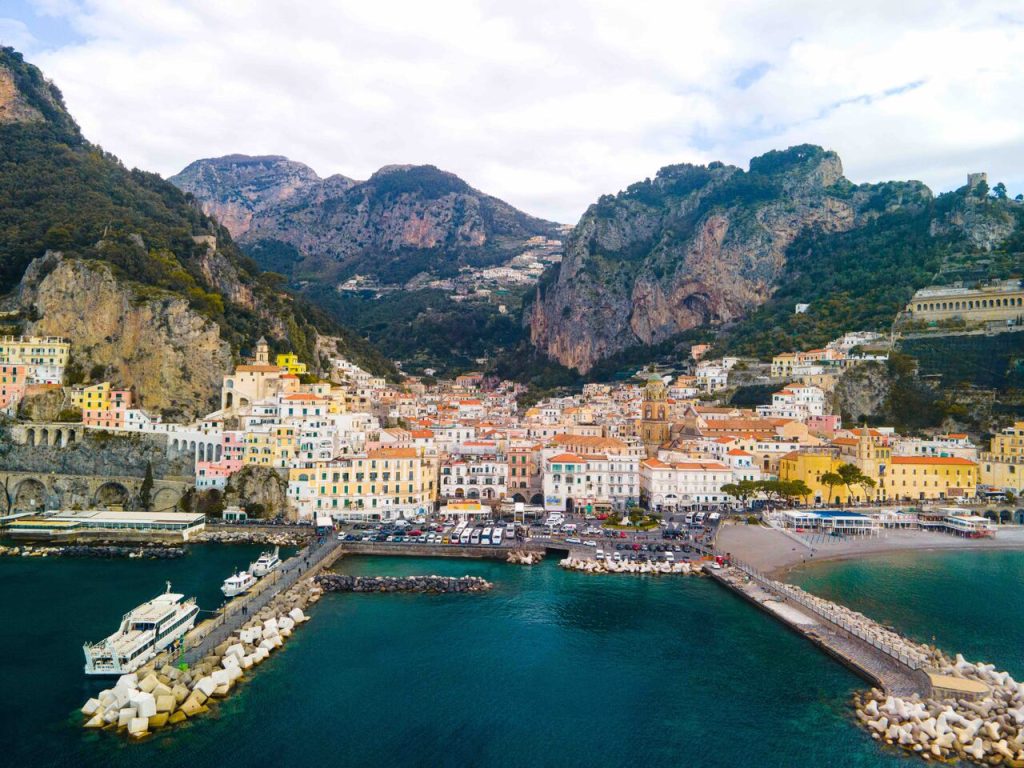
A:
[640, 458, 734, 510]
[542, 452, 639, 513]
[756, 385, 826, 422]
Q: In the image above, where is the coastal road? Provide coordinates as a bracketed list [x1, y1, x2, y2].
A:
[183, 535, 343, 665]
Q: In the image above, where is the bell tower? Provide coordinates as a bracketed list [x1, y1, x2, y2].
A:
[640, 375, 670, 457]
[253, 336, 270, 365]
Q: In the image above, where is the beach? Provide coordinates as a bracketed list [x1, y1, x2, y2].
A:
[716, 522, 1024, 578]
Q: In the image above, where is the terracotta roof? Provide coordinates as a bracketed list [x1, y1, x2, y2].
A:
[727, 449, 751, 456]
[548, 452, 584, 463]
[368, 447, 418, 459]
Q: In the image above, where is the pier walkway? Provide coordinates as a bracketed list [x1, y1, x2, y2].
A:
[706, 561, 932, 698]
[182, 535, 344, 665]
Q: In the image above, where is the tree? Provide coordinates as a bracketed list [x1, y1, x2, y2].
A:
[992, 182, 1008, 200]
[780, 480, 812, 504]
[721, 479, 760, 506]
[836, 463, 876, 503]
[820, 471, 843, 505]
[139, 461, 154, 510]
[974, 180, 990, 199]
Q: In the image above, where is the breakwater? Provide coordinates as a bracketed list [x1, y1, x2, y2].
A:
[560, 556, 696, 575]
[192, 529, 310, 547]
[82, 576, 322, 738]
[856, 656, 1024, 765]
[315, 573, 492, 593]
[0, 543, 183, 559]
[712, 561, 1024, 765]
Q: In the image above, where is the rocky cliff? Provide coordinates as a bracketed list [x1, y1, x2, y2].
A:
[171, 157, 560, 284]
[529, 146, 933, 372]
[0, 46, 397, 415]
[18, 253, 232, 420]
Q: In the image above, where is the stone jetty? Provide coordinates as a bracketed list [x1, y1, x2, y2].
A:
[81, 575, 322, 738]
[560, 556, 695, 575]
[314, 573, 492, 593]
[855, 655, 1024, 765]
[506, 550, 543, 565]
[0, 544, 183, 559]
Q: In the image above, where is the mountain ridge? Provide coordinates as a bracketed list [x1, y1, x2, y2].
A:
[170, 154, 562, 286]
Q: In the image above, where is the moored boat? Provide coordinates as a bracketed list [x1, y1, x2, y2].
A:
[82, 582, 199, 676]
[221, 570, 257, 597]
[249, 546, 281, 577]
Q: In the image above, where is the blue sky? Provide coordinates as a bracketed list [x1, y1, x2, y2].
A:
[3, 0, 1023, 222]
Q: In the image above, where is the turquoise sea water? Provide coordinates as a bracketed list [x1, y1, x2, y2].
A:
[2, 547, 1021, 767]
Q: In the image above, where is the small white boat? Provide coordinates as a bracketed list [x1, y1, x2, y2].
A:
[249, 546, 280, 577]
[221, 570, 257, 597]
[83, 582, 198, 676]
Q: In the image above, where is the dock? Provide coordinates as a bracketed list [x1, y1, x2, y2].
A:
[182, 535, 344, 665]
[706, 561, 933, 698]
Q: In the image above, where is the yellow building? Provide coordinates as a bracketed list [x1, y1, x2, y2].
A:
[779, 451, 865, 505]
[70, 382, 111, 412]
[882, 456, 977, 501]
[907, 280, 1024, 326]
[0, 335, 70, 368]
[979, 421, 1024, 493]
[275, 353, 308, 376]
[771, 353, 800, 379]
[301, 447, 434, 521]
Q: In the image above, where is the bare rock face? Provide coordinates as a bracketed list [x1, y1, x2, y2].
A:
[224, 465, 290, 518]
[0, 67, 45, 123]
[171, 155, 329, 239]
[529, 145, 929, 372]
[18, 254, 231, 420]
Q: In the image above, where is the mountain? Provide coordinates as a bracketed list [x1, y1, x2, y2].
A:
[0, 47, 396, 419]
[528, 145, 1023, 372]
[170, 156, 561, 286]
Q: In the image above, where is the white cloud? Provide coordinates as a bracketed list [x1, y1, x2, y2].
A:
[4, 0, 1024, 221]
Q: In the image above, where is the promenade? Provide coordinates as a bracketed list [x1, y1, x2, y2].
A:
[183, 535, 344, 665]
[707, 561, 933, 698]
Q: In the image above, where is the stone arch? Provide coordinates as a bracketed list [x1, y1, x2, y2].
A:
[65, 429, 76, 446]
[171, 438, 179, 452]
[13, 478, 47, 511]
[151, 486, 182, 511]
[215, 444, 222, 462]
[26, 428, 36, 447]
[530, 494, 544, 506]
[512, 493, 526, 503]
[40, 428, 50, 446]
[93, 481, 130, 509]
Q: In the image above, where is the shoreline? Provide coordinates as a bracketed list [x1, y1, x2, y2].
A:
[715, 523, 1024, 581]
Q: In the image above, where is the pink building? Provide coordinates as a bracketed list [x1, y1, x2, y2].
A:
[0, 364, 29, 411]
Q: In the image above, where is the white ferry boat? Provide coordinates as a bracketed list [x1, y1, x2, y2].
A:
[249, 546, 281, 577]
[82, 582, 198, 676]
[221, 570, 257, 597]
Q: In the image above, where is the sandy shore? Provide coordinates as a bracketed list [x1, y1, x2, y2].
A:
[716, 522, 1024, 580]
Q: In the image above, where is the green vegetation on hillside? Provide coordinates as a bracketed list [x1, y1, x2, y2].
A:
[0, 46, 395, 380]
[723, 205, 960, 358]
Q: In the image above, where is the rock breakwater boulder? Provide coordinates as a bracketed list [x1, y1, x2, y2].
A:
[314, 574, 492, 593]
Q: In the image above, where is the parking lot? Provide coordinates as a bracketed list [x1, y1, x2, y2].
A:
[332, 508, 724, 561]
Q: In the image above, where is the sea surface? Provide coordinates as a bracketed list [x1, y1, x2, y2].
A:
[2, 546, 1023, 767]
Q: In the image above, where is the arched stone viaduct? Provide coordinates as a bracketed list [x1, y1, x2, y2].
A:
[0, 470, 190, 513]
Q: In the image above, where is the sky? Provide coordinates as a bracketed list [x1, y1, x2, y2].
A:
[2, 0, 1023, 223]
